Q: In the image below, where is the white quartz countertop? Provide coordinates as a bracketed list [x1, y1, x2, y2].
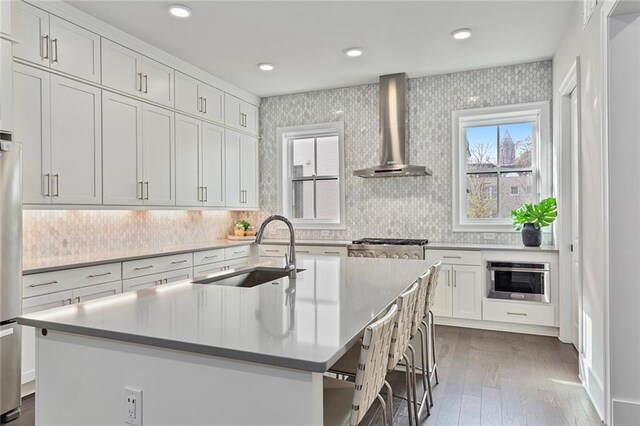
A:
[23, 240, 254, 275]
[18, 256, 430, 372]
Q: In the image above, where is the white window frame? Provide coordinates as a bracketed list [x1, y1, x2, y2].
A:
[277, 122, 346, 229]
[451, 101, 551, 233]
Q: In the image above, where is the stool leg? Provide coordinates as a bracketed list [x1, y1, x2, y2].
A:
[429, 310, 439, 385]
[407, 347, 424, 424]
[384, 380, 394, 426]
[417, 327, 428, 392]
[377, 394, 388, 426]
[402, 354, 415, 426]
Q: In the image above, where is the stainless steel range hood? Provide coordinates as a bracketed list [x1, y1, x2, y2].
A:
[353, 73, 432, 178]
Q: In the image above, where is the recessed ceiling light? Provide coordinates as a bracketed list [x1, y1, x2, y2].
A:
[451, 28, 472, 40]
[258, 62, 274, 71]
[169, 4, 191, 18]
[345, 47, 364, 57]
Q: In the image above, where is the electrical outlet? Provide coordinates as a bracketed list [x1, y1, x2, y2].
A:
[124, 386, 142, 426]
[483, 233, 497, 241]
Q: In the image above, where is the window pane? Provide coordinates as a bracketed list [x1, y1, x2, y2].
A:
[466, 173, 498, 219]
[292, 180, 314, 219]
[500, 171, 534, 218]
[292, 138, 315, 177]
[316, 136, 339, 176]
[499, 123, 533, 168]
[465, 126, 497, 170]
[315, 179, 340, 220]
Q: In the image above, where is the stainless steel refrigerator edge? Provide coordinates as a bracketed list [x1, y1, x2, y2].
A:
[0, 136, 22, 423]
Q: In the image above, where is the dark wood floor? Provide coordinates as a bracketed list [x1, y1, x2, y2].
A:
[7, 326, 600, 426]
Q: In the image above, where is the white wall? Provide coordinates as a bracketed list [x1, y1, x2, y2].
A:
[552, 1, 607, 420]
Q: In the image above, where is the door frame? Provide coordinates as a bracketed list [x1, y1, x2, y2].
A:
[556, 57, 582, 348]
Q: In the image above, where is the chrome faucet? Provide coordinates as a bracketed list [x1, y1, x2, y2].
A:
[255, 215, 297, 279]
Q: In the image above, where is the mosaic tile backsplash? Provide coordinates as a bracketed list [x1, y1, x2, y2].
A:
[236, 61, 554, 244]
[23, 210, 234, 260]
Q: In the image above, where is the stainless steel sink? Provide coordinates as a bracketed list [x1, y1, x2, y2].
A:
[192, 267, 305, 288]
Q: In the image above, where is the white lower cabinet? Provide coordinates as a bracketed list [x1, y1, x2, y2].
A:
[483, 299, 555, 327]
[430, 265, 453, 318]
[123, 268, 192, 292]
[258, 245, 347, 258]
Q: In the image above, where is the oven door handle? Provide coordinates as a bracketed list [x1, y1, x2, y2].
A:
[487, 266, 549, 273]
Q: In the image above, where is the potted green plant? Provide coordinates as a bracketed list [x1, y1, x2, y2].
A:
[234, 220, 251, 237]
[511, 197, 557, 247]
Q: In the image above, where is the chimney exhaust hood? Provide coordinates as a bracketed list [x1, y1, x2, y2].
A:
[353, 73, 432, 178]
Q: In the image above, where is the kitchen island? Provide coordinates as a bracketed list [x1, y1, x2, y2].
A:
[18, 255, 430, 425]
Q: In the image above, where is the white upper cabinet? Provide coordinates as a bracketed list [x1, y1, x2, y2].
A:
[50, 75, 102, 204]
[224, 94, 258, 136]
[12, 2, 100, 82]
[101, 38, 174, 107]
[141, 104, 174, 205]
[225, 130, 258, 208]
[48, 15, 100, 82]
[175, 71, 224, 124]
[101, 39, 142, 96]
[201, 122, 225, 207]
[102, 91, 143, 206]
[13, 64, 51, 205]
[12, 1, 48, 65]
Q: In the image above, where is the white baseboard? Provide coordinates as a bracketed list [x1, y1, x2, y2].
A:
[21, 380, 35, 397]
[580, 354, 605, 421]
[22, 369, 35, 385]
[434, 316, 559, 337]
[612, 399, 640, 425]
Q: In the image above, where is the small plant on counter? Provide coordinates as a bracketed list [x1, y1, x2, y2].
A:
[511, 197, 557, 247]
[234, 220, 253, 237]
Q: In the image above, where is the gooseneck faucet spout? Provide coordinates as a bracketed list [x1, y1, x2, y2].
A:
[255, 215, 297, 279]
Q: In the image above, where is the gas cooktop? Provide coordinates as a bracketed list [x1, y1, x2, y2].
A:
[351, 238, 429, 246]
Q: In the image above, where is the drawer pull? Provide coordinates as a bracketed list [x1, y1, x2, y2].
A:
[29, 280, 58, 288]
[88, 272, 112, 278]
[297, 250, 310, 254]
[264, 249, 280, 253]
[134, 265, 154, 271]
[171, 260, 188, 264]
[443, 256, 461, 259]
[233, 251, 245, 255]
[506, 312, 528, 316]
[324, 251, 341, 255]
[203, 255, 219, 259]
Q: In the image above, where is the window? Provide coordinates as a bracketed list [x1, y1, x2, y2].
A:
[278, 122, 345, 228]
[452, 102, 551, 232]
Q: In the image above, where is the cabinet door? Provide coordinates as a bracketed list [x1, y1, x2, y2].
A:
[224, 129, 242, 207]
[142, 105, 174, 205]
[101, 38, 142, 95]
[123, 274, 161, 292]
[452, 265, 482, 320]
[73, 281, 122, 303]
[50, 75, 102, 204]
[102, 91, 143, 205]
[199, 83, 224, 124]
[13, 64, 51, 204]
[141, 56, 174, 107]
[12, 1, 49, 66]
[201, 122, 225, 207]
[175, 114, 201, 207]
[48, 15, 100, 82]
[224, 94, 242, 131]
[430, 265, 453, 318]
[174, 72, 199, 116]
[241, 102, 259, 135]
[241, 135, 258, 208]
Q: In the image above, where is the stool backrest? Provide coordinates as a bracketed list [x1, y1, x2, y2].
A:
[350, 303, 398, 425]
[410, 270, 432, 337]
[426, 261, 443, 312]
[387, 281, 420, 371]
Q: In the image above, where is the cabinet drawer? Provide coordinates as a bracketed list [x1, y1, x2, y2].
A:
[123, 273, 162, 292]
[23, 263, 122, 298]
[22, 290, 73, 315]
[194, 262, 225, 277]
[193, 248, 225, 266]
[296, 246, 347, 256]
[259, 245, 287, 257]
[482, 299, 555, 327]
[122, 253, 193, 279]
[424, 250, 481, 266]
[225, 245, 251, 260]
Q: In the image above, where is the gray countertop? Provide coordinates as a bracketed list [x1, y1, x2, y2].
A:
[23, 240, 254, 275]
[18, 256, 430, 372]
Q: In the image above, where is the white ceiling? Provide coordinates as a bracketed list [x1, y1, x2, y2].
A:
[66, 1, 577, 97]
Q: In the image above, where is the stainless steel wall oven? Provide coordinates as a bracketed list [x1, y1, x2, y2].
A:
[487, 261, 550, 303]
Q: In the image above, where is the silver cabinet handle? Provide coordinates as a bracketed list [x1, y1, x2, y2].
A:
[198, 186, 202, 202]
[137, 73, 143, 92]
[443, 256, 461, 259]
[42, 35, 49, 60]
[264, 249, 279, 253]
[65, 298, 73, 305]
[138, 181, 144, 200]
[53, 174, 60, 197]
[29, 280, 58, 288]
[297, 250, 310, 254]
[506, 312, 528, 316]
[204, 186, 208, 202]
[203, 255, 219, 259]
[51, 38, 58, 63]
[44, 173, 51, 197]
[324, 251, 341, 255]
[203, 97, 207, 114]
[75, 296, 81, 304]
[233, 251, 245, 255]
[143, 74, 148, 93]
[134, 265, 154, 271]
[447, 270, 451, 287]
[239, 111, 242, 126]
[171, 260, 188, 264]
[453, 270, 457, 287]
[144, 181, 149, 200]
[88, 272, 112, 278]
